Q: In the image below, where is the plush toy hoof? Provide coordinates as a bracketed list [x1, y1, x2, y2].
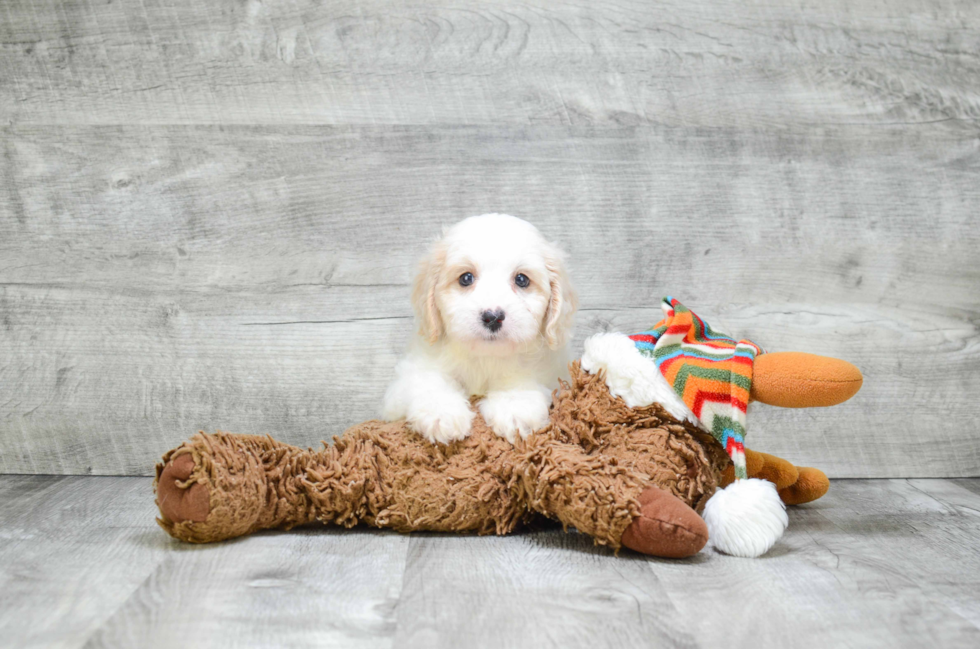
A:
[778, 467, 830, 505]
[157, 454, 210, 524]
[620, 486, 708, 558]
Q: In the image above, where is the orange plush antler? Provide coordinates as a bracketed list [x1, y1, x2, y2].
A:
[725, 351, 862, 505]
[750, 352, 863, 408]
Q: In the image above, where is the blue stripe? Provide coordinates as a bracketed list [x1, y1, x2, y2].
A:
[652, 348, 686, 364]
[719, 429, 744, 447]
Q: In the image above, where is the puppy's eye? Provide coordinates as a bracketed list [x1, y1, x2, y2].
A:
[514, 273, 530, 288]
[458, 272, 474, 287]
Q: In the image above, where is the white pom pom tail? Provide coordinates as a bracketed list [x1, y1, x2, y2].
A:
[703, 478, 788, 558]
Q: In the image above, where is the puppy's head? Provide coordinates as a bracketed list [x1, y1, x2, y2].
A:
[412, 214, 577, 355]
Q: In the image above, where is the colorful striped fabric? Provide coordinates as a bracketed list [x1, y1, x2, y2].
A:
[629, 297, 764, 480]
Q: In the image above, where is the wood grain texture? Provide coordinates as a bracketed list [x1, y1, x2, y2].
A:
[2, 476, 980, 648]
[1, 0, 979, 127]
[1, 1, 979, 477]
[0, 476, 168, 649]
[86, 530, 410, 649]
[2, 124, 978, 477]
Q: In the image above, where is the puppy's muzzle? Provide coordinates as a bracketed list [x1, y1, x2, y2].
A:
[481, 309, 505, 333]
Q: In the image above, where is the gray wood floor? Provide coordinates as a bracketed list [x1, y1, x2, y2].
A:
[1, 476, 978, 648]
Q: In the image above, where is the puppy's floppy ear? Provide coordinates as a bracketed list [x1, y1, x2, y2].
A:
[543, 241, 578, 350]
[411, 238, 447, 344]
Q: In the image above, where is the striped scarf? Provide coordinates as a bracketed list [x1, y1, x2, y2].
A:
[629, 297, 763, 480]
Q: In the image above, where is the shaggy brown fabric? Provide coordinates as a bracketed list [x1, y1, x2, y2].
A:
[156, 362, 729, 550]
[157, 433, 321, 543]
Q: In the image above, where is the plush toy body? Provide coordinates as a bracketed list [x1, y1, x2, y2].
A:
[156, 299, 861, 558]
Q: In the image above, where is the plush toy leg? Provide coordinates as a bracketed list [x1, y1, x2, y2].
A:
[519, 434, 709, 558]
[778, 466, 830, 505]
[722, 449, 798, 491]
[517, 361, 730, 558]
[722, 449, 829, 505]
[595, 425, 724, 558]
[157, 418, 528, 543]
[156, 432, 320, 543]
[620, 486, 709, 558]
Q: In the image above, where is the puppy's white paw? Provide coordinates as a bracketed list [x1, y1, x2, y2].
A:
[479, 389, 551, 444]
[407, 395, 475, 444]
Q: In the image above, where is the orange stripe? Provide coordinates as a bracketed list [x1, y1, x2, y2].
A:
[681, 378, 750, 403]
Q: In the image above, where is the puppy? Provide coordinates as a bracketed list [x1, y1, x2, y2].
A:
[383, 214, 577, 444]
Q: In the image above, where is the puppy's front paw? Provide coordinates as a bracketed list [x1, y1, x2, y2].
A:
[479, 389, 551, 444]
[408, 396, 475, 444]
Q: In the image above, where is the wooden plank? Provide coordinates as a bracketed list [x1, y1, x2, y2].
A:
[393, 531, 701, 647]
[3, 476, 979, 648]
[621, 479, 980, 648]
[1, 124, 978, 477]
[902, 478, 980, 628]
[87, 528, 410, 649]
[1, 0, 978, 127]
[0, 476, 166, 649]
[0, 475, 411, 649]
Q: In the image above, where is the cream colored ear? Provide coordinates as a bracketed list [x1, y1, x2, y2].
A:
[411, 240, 446, 344]
[543, 244, 578, 350]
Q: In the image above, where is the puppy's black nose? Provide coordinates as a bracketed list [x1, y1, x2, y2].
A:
[481, 309, 505, 333]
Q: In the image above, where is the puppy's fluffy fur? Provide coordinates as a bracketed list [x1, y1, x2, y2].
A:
[383, 214, 577, 444]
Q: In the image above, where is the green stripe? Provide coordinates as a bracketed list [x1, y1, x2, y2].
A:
[672, 364, 726, 395]
[710, 415, 746, 441]
[727, 372, 751, 392]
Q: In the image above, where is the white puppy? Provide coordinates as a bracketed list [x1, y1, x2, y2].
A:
[383, 214, 577, 444]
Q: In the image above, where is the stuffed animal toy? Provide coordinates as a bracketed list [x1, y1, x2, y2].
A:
[155, 298, 861, 558]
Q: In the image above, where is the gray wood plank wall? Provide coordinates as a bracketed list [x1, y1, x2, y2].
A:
[1, 0, 978, 477]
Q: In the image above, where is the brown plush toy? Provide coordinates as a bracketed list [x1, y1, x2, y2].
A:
[156, 300, 860, 559]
